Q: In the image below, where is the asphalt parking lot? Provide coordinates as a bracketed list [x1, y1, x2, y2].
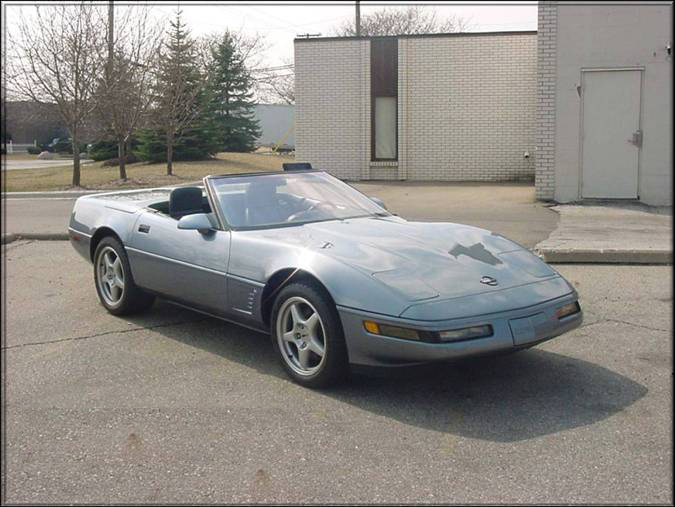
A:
[2, 240, 672, 503]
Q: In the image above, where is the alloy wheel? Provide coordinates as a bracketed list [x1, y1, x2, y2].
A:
[96, 246, 125, 306]
[276, 296, 327, 376]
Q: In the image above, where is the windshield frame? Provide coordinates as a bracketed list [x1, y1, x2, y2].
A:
[204, 170, 391, 231]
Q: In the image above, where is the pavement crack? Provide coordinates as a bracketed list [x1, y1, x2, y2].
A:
[2, 239, 36, 251]
[2, 318, 210, 350]
[578, 318, 669, 334]
[604, 318, 670, 333]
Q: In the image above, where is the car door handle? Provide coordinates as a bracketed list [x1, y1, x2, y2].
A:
[138, 224, 151, 234]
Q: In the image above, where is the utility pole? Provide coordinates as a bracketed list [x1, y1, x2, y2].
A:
[107, 0, 114, 79]
[355, 1, 361, 37]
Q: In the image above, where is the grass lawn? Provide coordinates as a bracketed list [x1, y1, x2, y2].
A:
[2, 151, 293, 192]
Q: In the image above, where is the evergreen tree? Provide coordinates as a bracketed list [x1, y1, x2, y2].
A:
[137, 10, 215, 173]
[205, 33, 260, 152]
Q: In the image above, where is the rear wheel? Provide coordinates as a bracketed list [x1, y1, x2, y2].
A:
[93, 237, 154, 315]
[271, 282, 348, 388]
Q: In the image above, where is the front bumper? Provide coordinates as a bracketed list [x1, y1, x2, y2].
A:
[337, 293, 583, 367]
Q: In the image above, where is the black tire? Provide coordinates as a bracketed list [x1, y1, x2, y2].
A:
[93, 236, 155, 316]
[271, 281, 349, 388]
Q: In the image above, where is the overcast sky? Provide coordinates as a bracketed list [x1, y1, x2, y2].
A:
[4, 1, 537, 69]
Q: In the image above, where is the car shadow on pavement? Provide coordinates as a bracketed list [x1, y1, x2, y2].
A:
[136, 301, 648, 443]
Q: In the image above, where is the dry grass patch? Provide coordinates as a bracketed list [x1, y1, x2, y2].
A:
[2, 153, 47, 161]
[2, 152, 293, 192]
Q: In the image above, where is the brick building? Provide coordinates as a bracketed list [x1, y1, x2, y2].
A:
[295, 31, 538, 182]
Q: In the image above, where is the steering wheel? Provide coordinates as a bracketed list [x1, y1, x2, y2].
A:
[286, 201, 334, 222]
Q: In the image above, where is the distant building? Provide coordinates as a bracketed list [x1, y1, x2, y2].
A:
[253, 104, 295, 150]
[3, 101, 67, 145]
[536, 1, 672, 206]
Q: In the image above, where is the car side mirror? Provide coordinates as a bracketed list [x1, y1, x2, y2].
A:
[370, 196, 387, 210]
[177, 213, 215, 234]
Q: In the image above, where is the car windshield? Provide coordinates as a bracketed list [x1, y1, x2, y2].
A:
[208, 171, 389, 229]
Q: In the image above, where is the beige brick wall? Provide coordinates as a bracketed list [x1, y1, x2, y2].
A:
[535, 2, 558, 200]
[294, 39, 369, 180]
[400, 34, 537, 181]
[295, 33, 537, 182]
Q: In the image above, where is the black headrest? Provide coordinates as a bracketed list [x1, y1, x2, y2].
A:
[282, 162, 312, 171]
[169, 187, 203, 218]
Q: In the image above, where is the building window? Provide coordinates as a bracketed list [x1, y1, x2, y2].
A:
[371, 38, 398, 161]
[374, 97, 396, 159]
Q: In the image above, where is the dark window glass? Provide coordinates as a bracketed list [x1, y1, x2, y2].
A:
[371, 38, 398, 161]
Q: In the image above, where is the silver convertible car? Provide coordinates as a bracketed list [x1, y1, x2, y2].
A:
[68, 169, 583, 387]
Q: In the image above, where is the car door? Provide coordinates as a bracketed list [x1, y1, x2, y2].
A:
[126, 209, 231, 315]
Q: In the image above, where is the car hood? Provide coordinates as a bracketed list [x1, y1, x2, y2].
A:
[262, 216, 561, 302]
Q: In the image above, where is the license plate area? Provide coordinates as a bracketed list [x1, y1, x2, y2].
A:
[509, 312, 549, 346]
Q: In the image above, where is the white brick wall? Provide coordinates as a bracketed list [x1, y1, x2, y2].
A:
[400, 34, 537, 181]
[295, 33, 537, 182]
[294, 39, 369, 180]
[535, 2, 557, 200]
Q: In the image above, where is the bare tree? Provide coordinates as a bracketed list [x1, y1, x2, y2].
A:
[8, 3, 107, 186]
[197, 30, 267, 72]
[255, 60, 295, 105]
[95, 4, 161, 180]
[267, 71, 294, 105]
[334, 6, 470, 37]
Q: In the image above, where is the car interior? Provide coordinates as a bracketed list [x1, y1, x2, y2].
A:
[148, 187, 212, 219]
[147, 184, 312, 227]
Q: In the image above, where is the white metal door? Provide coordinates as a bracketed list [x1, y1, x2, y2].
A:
[581, 69, 641, 199]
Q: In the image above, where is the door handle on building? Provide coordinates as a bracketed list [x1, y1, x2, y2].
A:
[628, 129, 643, 148]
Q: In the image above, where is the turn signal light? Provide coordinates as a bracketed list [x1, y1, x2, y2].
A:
[363, 321, 421, 341]
[363, 320, 380, 334]
[556, 301, 581, 319]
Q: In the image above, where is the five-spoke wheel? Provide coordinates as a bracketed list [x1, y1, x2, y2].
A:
[277, 296, 327, 375]
[93, 236, 155, 315]
[96, 246, 125, 306]
[272, 281, 348, 387]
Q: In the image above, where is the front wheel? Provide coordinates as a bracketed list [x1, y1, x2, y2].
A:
[271, 281, 349, 388]
[93, 236, 155, 315]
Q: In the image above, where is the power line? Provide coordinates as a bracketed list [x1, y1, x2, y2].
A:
[250, 64, 294, 73]
[254, 73, 294, 83]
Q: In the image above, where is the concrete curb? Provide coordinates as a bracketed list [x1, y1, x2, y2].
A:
[536, 248, 673, 265]
[2, 233, 69, 244]
[4, 190, 101, 199]
[1, 233, 17, 244]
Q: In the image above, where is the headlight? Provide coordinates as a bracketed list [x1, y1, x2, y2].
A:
[363, 321, 493, 343]
[438, 325, 493, 343]
[556, 301, 580, 319]
[363, 321, 421, 341]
